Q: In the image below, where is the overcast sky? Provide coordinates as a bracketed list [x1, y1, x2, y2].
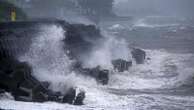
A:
[114, 0, 194, 17]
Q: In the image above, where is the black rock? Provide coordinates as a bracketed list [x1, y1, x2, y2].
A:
[62, 87, 85, 105]
[83, 66, 109, 85]
[73, 63, 109, 85]
[0, 49, 85, 104]
[112, 59, 132, 72]
[74, 90, 85, 105]
[131, 48, 146, 64]
[0, 21, 107, 105]
[64, 24, 103, 62]
[62, 87, 76, 104]
[97, 69, 109, 85]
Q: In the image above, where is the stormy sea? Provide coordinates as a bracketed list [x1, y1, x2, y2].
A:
[1, 16, 194, 110]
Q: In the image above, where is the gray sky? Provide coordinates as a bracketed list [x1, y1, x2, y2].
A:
[114, 0, 194, 17]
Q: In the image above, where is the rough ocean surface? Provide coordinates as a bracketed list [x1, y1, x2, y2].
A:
[1, 16, 194, 110]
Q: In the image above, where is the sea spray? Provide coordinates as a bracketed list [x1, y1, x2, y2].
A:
[82, 31, 132, 69]
[19, 24, 75, 93]
[109, 49, 194, 89]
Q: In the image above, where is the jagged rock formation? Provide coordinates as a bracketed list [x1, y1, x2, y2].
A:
[80, 67, 109, 85]
[112, 59, 132, 72]
[63, 24, 111, 85]
[72, 62, 109, 85]
[0, 20, 148, 104]
[64, 24, 103, 61]
[0, 48, 85, 105]
[131, 48, 146, 64]
[0, 20, 109, 86]
[0, 20, 89, 104]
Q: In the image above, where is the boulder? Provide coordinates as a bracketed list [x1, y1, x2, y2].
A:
[62, 87, 85, 105]
[64, 24, 103, 62]
[62, 87, 76, 104]
[82, 66, 109, 85]
[97, 69, 109, 85]
[0, 20, 110, 105]
[131, 48, 146, 64]
[0, 50, 85, 104]
[73, 63, 109, 85]
[112, 59, 132, 72]
[73, 89, 85, 105]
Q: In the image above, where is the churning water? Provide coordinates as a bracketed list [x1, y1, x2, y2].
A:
[1, 16, 194, 110]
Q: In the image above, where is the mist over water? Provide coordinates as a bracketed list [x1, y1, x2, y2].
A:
[82, 32, 131, 69]
[114, 0, 194, 17]
[12, 21, 194, 110]
[18, 25, 76, 93]
[1, 0, 194, 110]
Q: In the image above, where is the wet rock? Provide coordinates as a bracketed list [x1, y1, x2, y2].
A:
[74, 90, 85, 105]
[112, 59, 132, 72]
[131, 48, 146, 64]
[83, 66, 109, 85]
[73, 63, 109, 85]
[62, 87, 85, 105]
[0, 50, 85, 105]
[97, 69, 109, 85]
[62, 87, 76, 104]
[64, 24, 103, 62]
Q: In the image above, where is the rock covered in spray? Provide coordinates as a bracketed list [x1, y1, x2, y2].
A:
[0, 27, 85, 105]
[0, 20, 95, 105]
[72, 62, 109, 85]
[64, 24, 103, 62]
[0, 54, 85, 105]
[112, 59, 132, 72]
[0, 20, 149, 106]
[131, 48, 146, 64]
[63, 23, 110, 85]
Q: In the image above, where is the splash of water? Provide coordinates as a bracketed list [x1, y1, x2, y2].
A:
[82, 31, 132, 69]
[19, 24, 76, 93]
[109, 49, 194, 89]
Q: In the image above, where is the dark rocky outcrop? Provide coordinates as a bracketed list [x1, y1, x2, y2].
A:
[131, 48, 146, 64]
[64, 24, 103, 61]
[0, 55, 85, 104]
[0, 20, 102, 60]
[62, 87, 76, 104]
[72, 62, 109, 85]
[0, 20, 112, 104]
[0, 40, 85, 105]
[74, 90, 85, 105]
[63, 23, 109, 85]
[80, 67, 109, 85]
[63, 87, 85, 105]
[0, 20, 110, 104]
[112, 59, 132, 72]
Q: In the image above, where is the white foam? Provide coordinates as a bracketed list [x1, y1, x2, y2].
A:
[82, 31, 131, 69]
[133, 17, 180, 28]
[19, 25, 76, 93]
[12, 23, 194, 109]
[109, 49, 194, 89]
[108, 24, 125, 30]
